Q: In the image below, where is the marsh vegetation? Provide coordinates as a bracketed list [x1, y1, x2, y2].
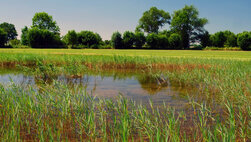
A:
[0, 49, 250, 141]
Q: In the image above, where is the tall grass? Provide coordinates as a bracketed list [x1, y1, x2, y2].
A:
[0, 82, 249, 141]
[0, 49, 250, 141]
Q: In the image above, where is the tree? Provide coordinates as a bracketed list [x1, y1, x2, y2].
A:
[171, 5, 208, 49]
[32, 12, 60, 34]
[134, 32, 146, 48]
[78, 31, 101, 48]
[123, 31, 135, 48]
[146, 33, 158, 48]
[64, 30, 78, 47]
[111, 32, 123, 49]
[224, 31, 237, 47]
[199, 31, 211, 47]
[27, 27, 63, 48]
[169, 33, 182, 49]
[237, 31, 251, 50]
[0, 22, 18, 40]
[157, 34, 169, 49]
[0, 28, 8, 46]
[21, 26, 29, 45]
[137, 7, 171, 33]
[210, 31, 226, 47]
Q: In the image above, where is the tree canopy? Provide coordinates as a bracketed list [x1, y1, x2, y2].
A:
[32, 12, 60, 34]
[111, 32, 123, 49]
[137, 7, 171, 33]
[21, 26, 29, 46]
[171, 5, 208, 49]
[123, 31, 135, 48]
[0, 28, 8, 46]
[0, 22, 18, 40]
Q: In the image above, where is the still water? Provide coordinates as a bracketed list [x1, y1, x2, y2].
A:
[0, 69, 200, 110]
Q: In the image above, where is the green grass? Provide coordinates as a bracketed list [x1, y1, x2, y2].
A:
[0, 48, 250, 60]
[0, 49, 250, 141]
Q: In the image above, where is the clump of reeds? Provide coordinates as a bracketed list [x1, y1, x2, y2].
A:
[0, 81, 249, 141]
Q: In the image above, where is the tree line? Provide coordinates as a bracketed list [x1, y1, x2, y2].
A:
[0, 5, 250, 50]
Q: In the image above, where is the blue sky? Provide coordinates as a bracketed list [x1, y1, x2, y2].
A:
[0, 0, 250, 40]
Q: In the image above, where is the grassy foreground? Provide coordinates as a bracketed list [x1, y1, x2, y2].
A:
[0, 49, 250, 141]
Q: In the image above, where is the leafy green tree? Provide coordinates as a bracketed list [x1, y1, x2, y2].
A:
[123, 31, 135, 48]
[237, 31, 251, 50]
[134, 32, 146, 48]
[111, 32, 123, 49]
[27, 27, 63, 48]
[64, 30, 78, 47]
[0, 22, 18, 40]
[21, 26, 29, 45]
[210, 31, 226, 47]
[157, 34, 169, 49]
[199, 31, 211, 47]
[137, 7, 171, 33]
[32, 12, 60, 34]
[224, 31, 237, 47]
[0, 28, 8, 46]
[78, 31, 101, 48]
[146, 33, 158, 48]
[171, 5, 208, 49]
[169, 33, 182, 49]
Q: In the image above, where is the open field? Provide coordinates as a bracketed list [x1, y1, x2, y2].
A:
[0, 49, 250, 141]
[0, 49, 251, 60]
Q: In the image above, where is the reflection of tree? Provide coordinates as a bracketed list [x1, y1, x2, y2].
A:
[137, 74, 170, 95]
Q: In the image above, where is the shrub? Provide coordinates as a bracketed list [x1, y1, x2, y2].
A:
[111, 32, 123, 49]
[9, 39, 21, 48]
[123, 31, 135, 49]
[237, 31, 251, 50]
[169, 33, 182, 49]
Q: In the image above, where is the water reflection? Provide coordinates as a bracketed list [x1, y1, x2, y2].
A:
[0, 69, 197, 109]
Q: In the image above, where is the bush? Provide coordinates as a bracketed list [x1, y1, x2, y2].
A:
[28, 27, 64, 48]
[123, 31, 135, 49]
[9, 39, 21, 48]
[169, 33, 182, 49]
[111, 32, 123, 49]
[0, 28, 8, 47]
[134, 32, 146, 48]
[237, 31, 251, 50]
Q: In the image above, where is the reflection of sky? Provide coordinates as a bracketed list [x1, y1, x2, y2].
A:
[0, 73, 191, 109]
[0, 0, 250, 40]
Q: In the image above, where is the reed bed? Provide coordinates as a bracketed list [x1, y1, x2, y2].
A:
[0, 82, 249, 141]
[0, 49, 250, 141]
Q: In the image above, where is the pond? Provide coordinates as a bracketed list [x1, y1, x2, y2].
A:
[0, 68, 200, 111]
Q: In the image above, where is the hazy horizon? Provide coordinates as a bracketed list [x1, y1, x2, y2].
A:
[1, 0, 250, 40]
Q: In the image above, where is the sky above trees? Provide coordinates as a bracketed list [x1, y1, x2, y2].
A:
[0, 0, 250, 40]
